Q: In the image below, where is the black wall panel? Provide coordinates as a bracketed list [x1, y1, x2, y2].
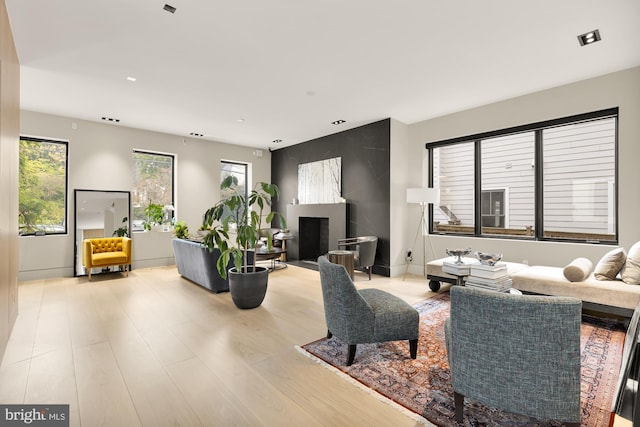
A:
[271, 119, 391, 276]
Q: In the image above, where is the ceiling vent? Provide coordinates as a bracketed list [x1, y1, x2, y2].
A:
[163, 4, 176, 13]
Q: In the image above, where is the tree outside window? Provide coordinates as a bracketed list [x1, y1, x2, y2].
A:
[220, 161, 248, 224]
[19, 137, 68, 235]
[132, 151, 175, 231]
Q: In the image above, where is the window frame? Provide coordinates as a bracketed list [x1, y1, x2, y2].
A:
[18, 135, 69, 236]
[220, 160, 249, 224]
[131, 150, 176, 232]
[426, 108, 619, 244]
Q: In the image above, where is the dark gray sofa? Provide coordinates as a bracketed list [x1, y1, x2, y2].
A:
[171, 238, 238, 293]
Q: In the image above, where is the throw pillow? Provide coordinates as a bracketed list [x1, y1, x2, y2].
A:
[563, 257, 593, 282]
[622, 242, 640, 285]
[594, 247, 627, 280]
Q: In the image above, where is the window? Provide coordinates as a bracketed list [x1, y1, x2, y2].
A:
[481, 190, 505, 228]
[220, 161, 248, 223]
[432, 142, 475, 234]
[542, 118, 616, 241]
[427, 109, 618, 244]
[132, 151, 175, 231]
[480, 132, 535, 237]
[19, 136, 68, 235]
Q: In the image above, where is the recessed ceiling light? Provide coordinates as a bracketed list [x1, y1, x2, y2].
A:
[332, 119, 346, 125]
[163, 4, 176, 13]
[237, 118, 245, 123]
[578, 29, 601, 46]
[126, 76, 137, 82]
[190, 132, 204, 137]
[101, 116, 120, 123]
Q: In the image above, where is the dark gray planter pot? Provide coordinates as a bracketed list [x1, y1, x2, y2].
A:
[228, 266, 269, 309]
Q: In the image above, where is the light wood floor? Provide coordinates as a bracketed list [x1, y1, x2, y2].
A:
[0, 265, 435, 427]
[0, 265, 633, 427]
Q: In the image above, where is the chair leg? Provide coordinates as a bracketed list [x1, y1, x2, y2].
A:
[88, 269, 92, 281]
[346, 344, 357, 366]
[409, 339, 418, 359]
[368, 266, 372, 280]
[454, 391, 464, 423]
[327, 330, 333, 339]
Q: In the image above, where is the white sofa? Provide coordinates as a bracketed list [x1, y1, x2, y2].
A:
[510, 266, 640, 316]
[427, 245, 640, 317]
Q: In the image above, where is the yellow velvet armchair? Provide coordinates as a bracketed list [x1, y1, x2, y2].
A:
[82, 237, 132, 280]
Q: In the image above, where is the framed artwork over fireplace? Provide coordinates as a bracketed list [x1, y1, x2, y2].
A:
[298, 157, 341, 204]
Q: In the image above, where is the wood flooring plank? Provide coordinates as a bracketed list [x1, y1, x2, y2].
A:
[165, 357, 262, 426]
[24, 348, 81, 427]
[73, 341, 141, 427]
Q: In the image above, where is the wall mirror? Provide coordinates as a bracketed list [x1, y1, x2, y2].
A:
[74, 189, 131, 277]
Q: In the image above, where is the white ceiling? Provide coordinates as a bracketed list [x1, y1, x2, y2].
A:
[6, 0, 640, 150]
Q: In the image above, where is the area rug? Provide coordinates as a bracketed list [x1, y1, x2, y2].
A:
[298, 293, 627, 427]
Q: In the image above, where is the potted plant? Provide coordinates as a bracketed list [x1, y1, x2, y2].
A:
[201, 176, 285, 309]
[142, 202, 165, 231]
[173, 220, 189, 239]
[112, 217, 129, 237]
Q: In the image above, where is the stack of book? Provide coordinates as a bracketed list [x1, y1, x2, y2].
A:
[442, 261, 471, 276]
[466, 262, 513, 292]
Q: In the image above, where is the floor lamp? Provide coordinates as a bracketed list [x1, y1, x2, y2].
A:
[404, 188, 438, 279]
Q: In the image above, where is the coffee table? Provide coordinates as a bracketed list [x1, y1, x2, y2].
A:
[255, 248, 287, 271]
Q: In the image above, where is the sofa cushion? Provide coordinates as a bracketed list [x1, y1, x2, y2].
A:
[563, 257, 593, 282]
[622, 242, 640, 285]
[594, 247, 627, 280]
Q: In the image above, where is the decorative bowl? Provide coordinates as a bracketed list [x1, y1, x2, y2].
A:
[475, 252, 503, 266]
[445, 248, 472, 264]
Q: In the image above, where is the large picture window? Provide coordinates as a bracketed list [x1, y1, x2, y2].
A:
[132, 151, 175, 231]
[427, 109, 618, 244]
[19, 136, 68, 235]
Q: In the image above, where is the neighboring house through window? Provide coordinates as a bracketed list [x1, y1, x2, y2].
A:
[18, 136, 68, 235]
[428, 109, 618, 244]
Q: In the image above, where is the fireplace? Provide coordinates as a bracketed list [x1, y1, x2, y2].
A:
[299, 217, 329, 260]
[286, 203, 348, 261]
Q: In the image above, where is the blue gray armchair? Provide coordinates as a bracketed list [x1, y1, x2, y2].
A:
[445, 286, 581, 426]
[318, 255, 419, 366]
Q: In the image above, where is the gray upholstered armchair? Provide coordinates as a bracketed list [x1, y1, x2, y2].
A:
[337, 236, 378, 280]
[318, 255, 419, 366]
[445, 286, 581, 426]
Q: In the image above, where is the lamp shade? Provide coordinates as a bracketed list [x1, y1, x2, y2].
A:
[406, 188, 438, 204]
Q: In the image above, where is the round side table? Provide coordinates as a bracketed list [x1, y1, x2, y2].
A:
[327, 250, 355, 280]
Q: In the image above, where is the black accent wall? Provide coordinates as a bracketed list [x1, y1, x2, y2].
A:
[271, 119, 391, 276]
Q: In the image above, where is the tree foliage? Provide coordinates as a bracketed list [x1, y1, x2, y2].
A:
[132, 152, 173, 223]
[18, 139, 67, 234]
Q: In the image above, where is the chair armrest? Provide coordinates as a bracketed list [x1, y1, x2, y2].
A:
[82, 240, 93, 268]
[122, 237, 132, 263]
[338, 238, 360, 248]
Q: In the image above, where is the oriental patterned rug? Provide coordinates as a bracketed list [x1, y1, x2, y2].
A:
[298, 293, 627, 427]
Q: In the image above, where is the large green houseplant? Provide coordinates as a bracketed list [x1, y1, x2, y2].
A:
[201, 176, 286, 308]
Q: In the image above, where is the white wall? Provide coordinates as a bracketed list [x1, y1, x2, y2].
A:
[18, 111, 271, 280]
[401, 66, 640, 272]
[389, 118, 410, 276]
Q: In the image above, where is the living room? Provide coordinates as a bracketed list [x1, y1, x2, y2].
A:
[2, 1, 640, 426]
